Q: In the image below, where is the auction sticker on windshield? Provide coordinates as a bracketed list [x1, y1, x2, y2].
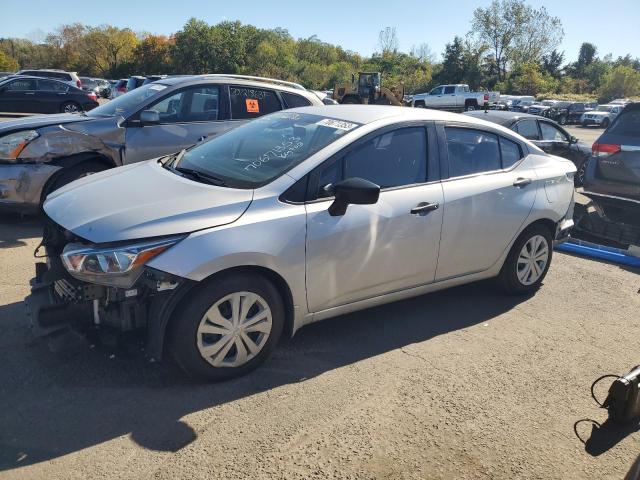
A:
[316, 118, 359, 131]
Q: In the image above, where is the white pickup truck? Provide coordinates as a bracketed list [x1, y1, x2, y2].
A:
[411, 84, 500, 112]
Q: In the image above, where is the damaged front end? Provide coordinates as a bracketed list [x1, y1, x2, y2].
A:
[25, 219, 194, 358]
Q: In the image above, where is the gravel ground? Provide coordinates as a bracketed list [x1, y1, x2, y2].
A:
[0, 114, 637, 480]
[0, 209, 639, 480]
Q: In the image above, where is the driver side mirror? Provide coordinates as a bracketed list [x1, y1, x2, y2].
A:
[570, 136, 578, 144]
[139, 109, 160, 126]
[328, 177, 380, 216]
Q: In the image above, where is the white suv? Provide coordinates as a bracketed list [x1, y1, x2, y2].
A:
[16, 69, 82, 89]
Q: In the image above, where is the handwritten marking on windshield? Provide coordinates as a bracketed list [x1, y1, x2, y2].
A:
[243, 137, 304, 171]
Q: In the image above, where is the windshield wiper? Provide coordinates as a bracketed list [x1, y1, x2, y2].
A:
[174, 166, 226, 186]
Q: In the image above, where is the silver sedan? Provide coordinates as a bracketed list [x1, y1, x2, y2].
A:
[28, 105, 576, 380]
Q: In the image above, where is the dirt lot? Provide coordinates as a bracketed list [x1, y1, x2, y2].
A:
[1, 120, 639, 480]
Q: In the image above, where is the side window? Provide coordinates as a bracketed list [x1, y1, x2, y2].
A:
[38, 80, 68, 92]
[185, 86, 220, 121]
[430, 87, 443, 95]
[443, 86, 456, 94]
[499, 137, 522, 169]
[343, 127, 427, 189]
[7, 79, 36, 91]
[229, 87, 282, 119]
[445, 127, 500, 177]
[539, 122, 569, 142]
[281, 92, 311, 108]
[514, 120, 539, 140]
[146, 86, 220, 123]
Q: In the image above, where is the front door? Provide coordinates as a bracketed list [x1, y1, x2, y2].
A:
[0, 78, 37, 113]
[305, 125, 444, 312]
[436, 126, 537, 280]
[124, 85, 232, 164]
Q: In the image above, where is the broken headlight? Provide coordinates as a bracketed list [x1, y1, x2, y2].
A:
[0, 130, 39, 160]
[61, 236, 183, 288]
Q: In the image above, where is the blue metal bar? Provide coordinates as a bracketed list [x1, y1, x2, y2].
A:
[555, 239, 640, 268]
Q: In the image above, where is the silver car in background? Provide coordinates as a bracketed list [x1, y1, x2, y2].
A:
[27, 106, 576, 381]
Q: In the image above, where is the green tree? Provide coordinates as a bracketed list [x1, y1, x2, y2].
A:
[0, 49, 18, 71]
[133, 34, 173, 74]
[598, 65, 640, 102]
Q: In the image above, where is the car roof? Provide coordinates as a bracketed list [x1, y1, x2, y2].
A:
[463, 110, 540, 126]
[154, 75, 321, 101]
[287, 105, 517, 127]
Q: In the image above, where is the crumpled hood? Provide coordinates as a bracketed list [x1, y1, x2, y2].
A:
[43, 160, 253, 243]
[0, 113, 92, 136]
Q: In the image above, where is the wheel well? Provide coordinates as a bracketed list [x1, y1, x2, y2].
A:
[413, 100, 425, 107]
[340, 95, 361, 104]
[161, 266, 296, 356]
[41, 153, 116, 202]
[525, 218, 556, 237]
[465, 99, 478, 106]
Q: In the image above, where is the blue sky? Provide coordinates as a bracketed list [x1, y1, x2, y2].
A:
[2, 0, 639, 62]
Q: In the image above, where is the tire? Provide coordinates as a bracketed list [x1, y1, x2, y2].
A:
[498, 224, 553, 295]
[581, 121, 589, 128]
[169, 272, 285, 381]
[42, 160, 109, 205]
[558, 115, 567, 125]
[414, 102, 426, 109]
[464, 103, 477, 112]
[601, 118, 610, 129]
[60, 101, 81, 113]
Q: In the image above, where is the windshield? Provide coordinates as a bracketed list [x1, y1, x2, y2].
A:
[176, 112, 360, 188]
[597, 105, 614, 112]
[87, 83, 168, 117]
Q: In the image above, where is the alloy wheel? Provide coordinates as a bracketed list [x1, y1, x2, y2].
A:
[516, 235, 549, 286]
[64, 103, 79, 113]
[196, 291, 273, 368]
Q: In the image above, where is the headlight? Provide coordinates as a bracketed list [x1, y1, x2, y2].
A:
[0, 130, 39, 160]
[61, 236, 182, 288]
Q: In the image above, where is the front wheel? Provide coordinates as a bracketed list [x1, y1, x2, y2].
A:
[170, 273, 285, 381]
[498, 225, 553, 295]
[602, 118, 610, 129]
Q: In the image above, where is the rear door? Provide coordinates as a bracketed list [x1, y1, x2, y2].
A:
[436, 125, 536, 280]
[124, 84, 233, 163]
[36, 79, 69, 113]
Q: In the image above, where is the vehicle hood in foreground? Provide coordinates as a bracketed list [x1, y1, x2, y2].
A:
[0, 113, 93, 136]
[43, 160, 253, 243]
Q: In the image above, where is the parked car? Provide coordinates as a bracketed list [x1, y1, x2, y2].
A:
[110, 79, 128, 99]
[26, 105, 576, 380]
[509, 98, 536, 113]
[126, 76, 147, 92]
[411, 84, 500, 111]
[465, 110, 592, 185]
[79, 77, 110, 98]
[142, 75, 168, 85]
[0, 71, 14, 80]
[0, 75, 324, 213]
[0, 76, 98, 114]
[582, 103, 640, 242]
[581, 104, 624, 128]
[16, 69, 82, 89]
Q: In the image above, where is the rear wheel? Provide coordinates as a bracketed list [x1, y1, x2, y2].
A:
[464, 102, 477, 111]
[498, 225, 553, 295]
[170, 273, 285, 381]
[60, 101, 81, 113]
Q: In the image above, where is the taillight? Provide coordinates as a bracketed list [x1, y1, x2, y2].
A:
[87, 92, 97, 101]
[77, 79, 81, 88]
[592, 142, 621, 158]
[118, 86, 126, 92]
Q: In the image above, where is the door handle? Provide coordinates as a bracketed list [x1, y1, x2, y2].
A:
[25, 92, 35, 95]
[513, 177, 532, 187]
[410, 202, 439, 215]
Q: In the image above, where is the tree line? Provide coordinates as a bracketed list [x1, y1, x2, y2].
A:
[1, 0, 639, 103]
